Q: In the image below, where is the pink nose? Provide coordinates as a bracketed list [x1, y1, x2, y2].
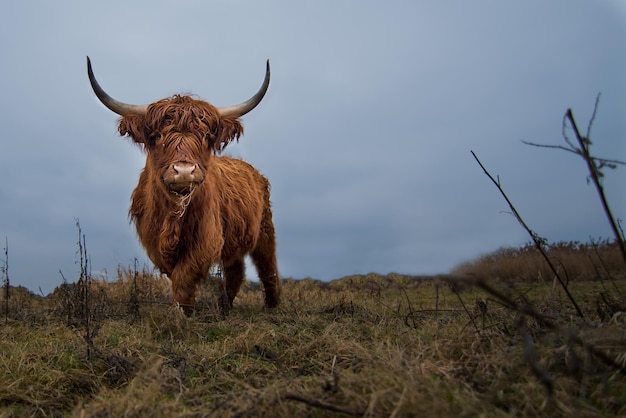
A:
[173, 163, 197, 182]
[163, 162, 204, 194]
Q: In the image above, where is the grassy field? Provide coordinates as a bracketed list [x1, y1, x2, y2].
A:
[1, 243, 625, 417]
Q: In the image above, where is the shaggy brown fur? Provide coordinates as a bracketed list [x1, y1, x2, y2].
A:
[118, 95, 280, 315]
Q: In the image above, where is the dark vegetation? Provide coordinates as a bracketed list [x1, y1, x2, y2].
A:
[0, 252, 625, 417]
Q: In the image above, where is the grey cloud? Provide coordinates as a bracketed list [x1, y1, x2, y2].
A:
[0, 1, 624, 294]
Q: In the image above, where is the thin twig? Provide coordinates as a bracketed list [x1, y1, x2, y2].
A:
[455, 290, 480, 334]
[520, 141, 625, 167]
[401, 287, 417, 329]
[470, 151, 585, 318]
[586, 93, 601, 139]
[284, 393, 364, 417]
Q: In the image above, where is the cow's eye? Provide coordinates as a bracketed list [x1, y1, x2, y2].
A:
[147, 132, 162, 147]
[204, 132, 217, 148]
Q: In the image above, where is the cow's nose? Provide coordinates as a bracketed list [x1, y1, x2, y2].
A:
[173, 163, 196, 180]
[164, 162, 204, 194]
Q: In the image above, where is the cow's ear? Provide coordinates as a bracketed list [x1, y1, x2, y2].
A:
[213, 117, 244, 153]
[118, 115, 148, 145]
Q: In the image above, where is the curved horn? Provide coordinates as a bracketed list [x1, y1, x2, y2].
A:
[217, 60, 270, 118]
[87, 56, 147, 116]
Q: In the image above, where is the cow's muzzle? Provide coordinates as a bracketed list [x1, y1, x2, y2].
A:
[163, 162, 204, 195]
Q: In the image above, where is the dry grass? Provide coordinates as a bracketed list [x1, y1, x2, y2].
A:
[1, 245, 625, 417]
[451, 240, 624, 283]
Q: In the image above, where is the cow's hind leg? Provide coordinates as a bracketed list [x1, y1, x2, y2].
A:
[220, 258, 245, 315]
[251, 213, 281, 308]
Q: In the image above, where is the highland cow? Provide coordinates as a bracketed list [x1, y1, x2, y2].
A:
[87, 57, 280, 315]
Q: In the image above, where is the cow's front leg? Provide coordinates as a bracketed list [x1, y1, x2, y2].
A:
[171, 266, 201, 316]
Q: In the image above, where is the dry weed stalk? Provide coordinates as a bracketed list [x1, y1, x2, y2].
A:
[589, 238, 622, 294]
[471, 151, 585, 319]
[76, 221, 98, 358]
[2, 236, 8, 321]
[127, 257, 140, 321]
[449, 280, 481, 334]
[55, 221, 108, 359]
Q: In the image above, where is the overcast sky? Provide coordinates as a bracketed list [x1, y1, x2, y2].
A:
[1, 1, 625, 295]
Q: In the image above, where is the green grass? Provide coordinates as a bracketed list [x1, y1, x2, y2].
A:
[1, 269, 625, 417]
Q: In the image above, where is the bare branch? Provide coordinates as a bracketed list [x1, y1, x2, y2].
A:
[471, 151, 585, 318]
[523, 98, 626, 264]
[565, 109, 626, 263]
[586, 93, 601, 139]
